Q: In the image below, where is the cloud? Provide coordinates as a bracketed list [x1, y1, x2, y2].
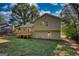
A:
[60, 3, 65, 7]
[51, 3, 58, 5]
[51, 3, 65, 7]
[55, 10, 61, 14]
[40, 10, 51, 15]
[0, 11, 12, 15]
[39, 9, 62, 16]
[10, 3, 17, 8]
[2, 5, 8, 9]
[0, 11, 12, 21]
[53, 10, 62, 16]
[0, 3, 14, 11]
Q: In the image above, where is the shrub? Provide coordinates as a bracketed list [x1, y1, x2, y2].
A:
[62, 25, 79, 41]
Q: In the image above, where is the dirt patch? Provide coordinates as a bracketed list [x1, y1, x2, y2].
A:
[62, 38, 79, 55]
[0, 37, 10, 44]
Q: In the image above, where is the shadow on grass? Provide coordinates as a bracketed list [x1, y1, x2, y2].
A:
[0, 36, 76, 56]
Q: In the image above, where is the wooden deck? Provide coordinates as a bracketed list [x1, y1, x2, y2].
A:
[16, 33, 32, 39]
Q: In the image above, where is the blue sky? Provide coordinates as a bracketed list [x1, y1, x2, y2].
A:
[0, 3, 65, 21]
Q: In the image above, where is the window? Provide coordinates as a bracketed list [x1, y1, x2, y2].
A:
[40, 21, 48, 26]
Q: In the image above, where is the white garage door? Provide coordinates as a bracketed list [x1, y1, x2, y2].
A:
[32, 32, 60, 39]
[51, 32, 60, 39]
[32, 32, 48, 39]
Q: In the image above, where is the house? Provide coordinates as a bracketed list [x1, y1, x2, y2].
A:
[15, 13, 61, 39]
[0, 23, 13, 35]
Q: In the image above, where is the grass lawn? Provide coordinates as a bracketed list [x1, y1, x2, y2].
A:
[0, 36, 75, 56]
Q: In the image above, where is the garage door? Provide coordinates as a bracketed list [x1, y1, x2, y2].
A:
[32, 32, 48, 39]
[32, 32, 60, 39]
[51, 32, 60, 39]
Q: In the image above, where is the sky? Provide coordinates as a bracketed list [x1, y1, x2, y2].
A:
[0, 3, 65, 21]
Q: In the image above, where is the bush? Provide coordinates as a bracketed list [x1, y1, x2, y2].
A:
[62, 25, 79, 41]
[70, 32, 78, 41]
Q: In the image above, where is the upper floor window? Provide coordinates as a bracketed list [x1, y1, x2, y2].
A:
[40, 21, 48, 26]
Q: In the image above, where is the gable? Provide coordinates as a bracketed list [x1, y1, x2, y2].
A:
[34, 13, 61, 23]
[33, 13, 61, 31]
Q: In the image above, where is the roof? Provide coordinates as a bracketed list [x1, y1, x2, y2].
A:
[34, 13, 61, 23]
[19, 23, 34, 28]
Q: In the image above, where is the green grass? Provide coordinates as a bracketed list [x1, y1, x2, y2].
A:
[0, 36, 75, 56]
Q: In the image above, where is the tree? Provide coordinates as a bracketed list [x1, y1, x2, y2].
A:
[9, 19, 18, 31]
[12, 3, 39, 25]
[30, 5, 39, 23]
[69, 4, 79, 20]
[60, 3, 79, 40]
[0, 17, 6, 24]
[69, 4, 79, 39]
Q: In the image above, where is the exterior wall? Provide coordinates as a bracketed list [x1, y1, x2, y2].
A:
[32, 31, 60, 39]
[51, 32, 60, 39]
[32, 15, 61, 39]
[32, 32, 48, 39]
[33, 15, 61, 31]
